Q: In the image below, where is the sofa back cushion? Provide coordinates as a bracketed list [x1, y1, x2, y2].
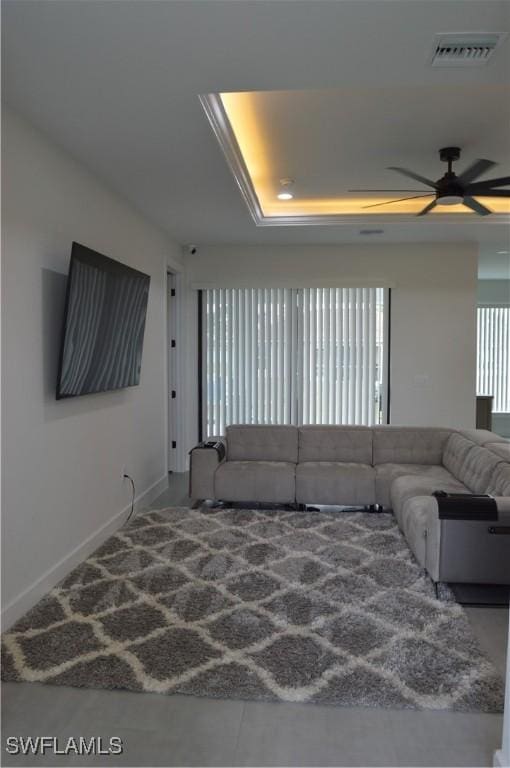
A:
[486, 462, 510, 496]
[461, 446, 505, 493]
[226, 425, 298, 463]
[372, 427, 452, 465]
[486, 442, 510, 463]
[298, 426, 372, 463]
[443, 433, 503, 493]
[442, 433, 476, 479]
[457, 429, 507, 447]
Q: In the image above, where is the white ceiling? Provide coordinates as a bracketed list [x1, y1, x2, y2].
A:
[2, 0, 510, 272]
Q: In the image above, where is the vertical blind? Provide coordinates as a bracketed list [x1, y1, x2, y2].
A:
[203, 287, 386, 437]
[477, 306, 510, 413]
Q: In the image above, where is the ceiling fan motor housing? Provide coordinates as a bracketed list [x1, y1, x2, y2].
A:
[436, 176, 464, 204]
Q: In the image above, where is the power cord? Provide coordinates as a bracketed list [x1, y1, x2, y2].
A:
[123, 474, 136, 524]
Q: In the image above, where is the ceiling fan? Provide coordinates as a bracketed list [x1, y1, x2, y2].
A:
[349, 147, 510, 216]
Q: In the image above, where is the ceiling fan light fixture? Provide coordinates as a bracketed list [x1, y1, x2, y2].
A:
[277, 178, 294, 200]
[437, 194, 464, 206]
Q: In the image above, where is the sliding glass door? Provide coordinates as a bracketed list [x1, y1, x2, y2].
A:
[477, 305, 510, 413]
[202, 287, 387, 437]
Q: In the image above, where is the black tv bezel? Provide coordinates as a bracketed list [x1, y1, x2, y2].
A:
[56, 241, 150, 400]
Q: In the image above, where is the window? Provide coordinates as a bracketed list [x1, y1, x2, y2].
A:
[477, 306, 510, 413]
[202, 287, 387, 437]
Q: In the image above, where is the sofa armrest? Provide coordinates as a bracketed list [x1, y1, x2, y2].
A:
[493, 497, 510, 520]
[189, 438, 226, 500]
[403, 494, 510, 585]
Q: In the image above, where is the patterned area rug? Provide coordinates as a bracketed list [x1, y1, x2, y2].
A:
[1, 507, 504, 712]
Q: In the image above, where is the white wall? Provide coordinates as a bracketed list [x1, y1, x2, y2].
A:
[188, 243, 478, 429]
[1, 108, 184, 627]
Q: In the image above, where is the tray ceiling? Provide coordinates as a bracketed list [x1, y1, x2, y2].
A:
[203, 86, 510, 222]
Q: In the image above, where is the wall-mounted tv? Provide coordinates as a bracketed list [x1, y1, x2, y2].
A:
[56, 242, 151, 399]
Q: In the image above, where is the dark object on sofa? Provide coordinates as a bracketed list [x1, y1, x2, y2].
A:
[432, 491, 498, 520]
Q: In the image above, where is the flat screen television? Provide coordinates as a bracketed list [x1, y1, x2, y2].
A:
[56, 242, 151, 399]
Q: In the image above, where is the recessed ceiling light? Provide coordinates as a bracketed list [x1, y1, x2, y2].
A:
[497, 250, 509, 254]
[277, 178, 294, 200]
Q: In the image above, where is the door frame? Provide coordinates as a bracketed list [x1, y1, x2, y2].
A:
[165, 266, 187, 473]
[167, 271, 177, 472]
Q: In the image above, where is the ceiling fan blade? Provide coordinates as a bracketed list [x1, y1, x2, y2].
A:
[387, 167, 437, 188]
[362, 194, 434, 209]
[417, 200, 437, 216]
[458, 159, 497, 185]
[463, 196, 492, 216]
[466, 189, 510, 198]
[466, 176, 510, 190]
[348, 189, 426, 193]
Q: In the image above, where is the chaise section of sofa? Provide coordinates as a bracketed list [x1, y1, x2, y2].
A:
[397, 431, 510, 584]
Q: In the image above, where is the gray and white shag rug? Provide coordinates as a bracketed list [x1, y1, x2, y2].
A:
[1, 506, 504, 712]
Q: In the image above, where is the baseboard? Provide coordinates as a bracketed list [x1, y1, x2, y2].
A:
[131, 472, 170, 514]
[1, 473, 169, 630]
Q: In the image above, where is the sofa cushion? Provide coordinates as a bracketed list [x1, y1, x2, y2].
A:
[391, 473, 468, 528]
[226, 425, 298, 463]
[457, 429, 507, 447]
[372, 427, 452, 465]
[442, 433, 475, 478]
[296, 462, 375, 505]
[486, 442, 510, 463]
[486, 462, 510, 496]
[375, 463, 455, 509]
[449, 444, 502, 494]
[298, 425, 372, 464]
[215, 461, 295, 503]
[485, 442, 510, 496]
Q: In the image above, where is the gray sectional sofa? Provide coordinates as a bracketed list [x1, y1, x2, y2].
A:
[190, 424, 510, 586]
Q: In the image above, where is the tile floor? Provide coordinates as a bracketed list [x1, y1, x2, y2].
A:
[2, 472, 508, 767]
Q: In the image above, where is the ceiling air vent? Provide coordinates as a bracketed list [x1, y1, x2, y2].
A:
[430, 33, 506, 67]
